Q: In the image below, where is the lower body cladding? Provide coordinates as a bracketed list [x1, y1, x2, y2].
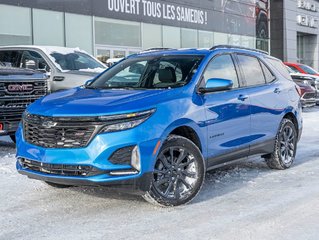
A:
[15, 125, 160, 193]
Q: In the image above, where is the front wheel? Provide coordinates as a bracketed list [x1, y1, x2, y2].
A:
[143, 135, 205, 206]
[265, 118, 298, 170]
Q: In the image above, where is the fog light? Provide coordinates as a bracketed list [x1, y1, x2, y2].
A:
[131, 145, 141, 171]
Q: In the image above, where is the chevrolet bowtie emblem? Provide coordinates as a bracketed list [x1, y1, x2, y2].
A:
[42, 121, 57, 128]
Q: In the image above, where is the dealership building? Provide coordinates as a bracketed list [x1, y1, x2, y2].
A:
[0, 0, 269, 61]
[270, 0, 319, 69]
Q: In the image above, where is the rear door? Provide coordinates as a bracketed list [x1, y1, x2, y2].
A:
[200, 53, 251, 167]
[235, 54, 285, 153]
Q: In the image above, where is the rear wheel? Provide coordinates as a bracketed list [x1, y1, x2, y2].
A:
[143, 135, 205, 206]
[265, 118, 297, 170]
[45, 181, 73, 188]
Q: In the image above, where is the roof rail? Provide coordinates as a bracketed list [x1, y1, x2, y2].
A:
[210, 45, 269, 55]
[141, 47, 175, 53]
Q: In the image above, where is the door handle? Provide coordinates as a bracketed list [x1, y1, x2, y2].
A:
[53, 76, 65, 81]
[238, 94, 249, 101]
[274, 88, 281, 94]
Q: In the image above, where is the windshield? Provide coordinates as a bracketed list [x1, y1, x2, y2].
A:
[299, 64, 319, 75]
[50, 51, 105, 71]
[88, 55, 204, 89]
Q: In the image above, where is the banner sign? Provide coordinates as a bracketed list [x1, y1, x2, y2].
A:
[0, 0, 265, 37]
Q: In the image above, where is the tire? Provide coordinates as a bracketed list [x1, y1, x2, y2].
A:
[265, 118, 298, 170]
[45, 181, 73, 188]
[142, 135, 205, 207]
[10, 135, 16, 143]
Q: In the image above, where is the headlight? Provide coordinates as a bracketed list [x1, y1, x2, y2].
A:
[99, 108, 156, 133]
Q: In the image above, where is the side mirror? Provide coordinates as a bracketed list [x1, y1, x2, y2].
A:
[199, 78, 233, 93]
[25, 60, 36, 70]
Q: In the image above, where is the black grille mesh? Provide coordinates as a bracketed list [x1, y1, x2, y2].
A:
[23, 114, 97, 148]
[19, 158, 102, 176]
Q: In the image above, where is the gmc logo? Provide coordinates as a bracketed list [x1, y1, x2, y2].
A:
[7, 84, 34, 92]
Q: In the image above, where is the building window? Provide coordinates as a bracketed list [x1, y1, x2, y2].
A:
[33, 9, 65, 46]
[181, 28, 198, 48]
[214, 32, 228, 45]
[198, 30, 214, 48]
[162, 26, 181, 48]
[0, 4, 32, 45]
[142, 23, 162, 50]
[95, 18, 141, 47]
[65, 13, 93, 54]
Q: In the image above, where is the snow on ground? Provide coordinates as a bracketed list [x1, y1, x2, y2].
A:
[1, 108, 319, 240]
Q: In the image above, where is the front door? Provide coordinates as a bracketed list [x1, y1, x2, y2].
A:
[200, 54, 251, 167]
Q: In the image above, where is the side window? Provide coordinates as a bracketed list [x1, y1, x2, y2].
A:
[237, 55, 265, 86]
[260, 61, 276, 83]
[0, 50, 22, 67]
[203, 54, 239, 88]
[20, 50, 50, 72]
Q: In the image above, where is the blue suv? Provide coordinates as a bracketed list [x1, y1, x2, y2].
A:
[16, 46, 302, 206]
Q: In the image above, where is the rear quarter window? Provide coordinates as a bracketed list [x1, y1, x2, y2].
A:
[265, 57, 292, 80]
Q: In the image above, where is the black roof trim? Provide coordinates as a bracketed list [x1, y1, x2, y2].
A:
[210, 45, 269, 55]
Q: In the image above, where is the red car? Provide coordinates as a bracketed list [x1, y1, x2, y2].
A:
[284, 62, 319, 76]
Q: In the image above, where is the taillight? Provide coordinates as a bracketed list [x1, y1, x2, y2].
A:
[295, 85, 302, 96]
[0, 123, 3, 131]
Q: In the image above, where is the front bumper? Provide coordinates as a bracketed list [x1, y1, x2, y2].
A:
[17, 161, 152, 192]
[16, 123, 161, 192]
[0, 120, 19, 136]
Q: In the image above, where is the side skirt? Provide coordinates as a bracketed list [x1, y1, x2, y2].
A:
[206, 139, 275, 171]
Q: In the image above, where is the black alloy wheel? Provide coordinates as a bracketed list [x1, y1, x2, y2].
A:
[265, 118, 298, 170]
[143, 135, 205, 206]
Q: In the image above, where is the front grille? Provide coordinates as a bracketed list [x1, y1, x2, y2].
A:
[19, 158, 102, 177]
[0, 81, 47, 96]
[23, 114, 97, 148]
[0, 79, 48, 131]
[302, 92, 316, 99]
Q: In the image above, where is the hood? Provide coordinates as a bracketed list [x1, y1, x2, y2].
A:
[27, 87, 173, 116]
